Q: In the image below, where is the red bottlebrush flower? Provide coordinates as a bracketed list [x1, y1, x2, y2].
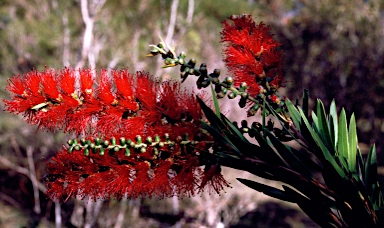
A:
[4, 67, 229, 201]
[199, 164, 231, 195]
[221, 15, 284, 97]
[3, 68, 155, 137]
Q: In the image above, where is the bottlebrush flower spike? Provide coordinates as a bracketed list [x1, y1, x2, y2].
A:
[4, 68, 230, 201]
[221, 15, 284, 98]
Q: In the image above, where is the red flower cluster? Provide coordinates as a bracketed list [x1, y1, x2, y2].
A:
[221, 15, 284, 97]
[4, 68, 229, 201]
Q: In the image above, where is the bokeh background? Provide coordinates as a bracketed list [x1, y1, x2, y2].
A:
[0, 0, 383, 227]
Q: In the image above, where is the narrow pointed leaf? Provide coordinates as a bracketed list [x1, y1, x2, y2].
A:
[311, 111, 319, 130]
[237, 178, 295, 203]
[250, 127, 285, 165]
[316, 100, 334, 152]
[210, 84, 221, 117]
[337, 108, 350, 170]
[356, 147, 364, 180]
[200, 121, 240, 154]
[298, 108, 346, 178]
[348, 114, 357, 172]
[330, 100, 338, 149]
[197, 96, 226, 130]
[265, 130, 313, 176]
[286, 99, 302, 130]
[222, 115, 248, 141]
[365, 144, 377, 195]
[282, 185, 341, 227]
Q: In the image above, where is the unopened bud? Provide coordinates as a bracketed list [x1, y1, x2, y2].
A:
[111, 137, 116, 146]
[136, 135, 142, 144]
[125, 148, 131, 157]
[179, 51, 186, 59]
[99, 148, 105, 156]
[119, 137, 126, 146]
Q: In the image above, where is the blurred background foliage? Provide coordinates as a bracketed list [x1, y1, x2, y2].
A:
[0, 0, 383, 227]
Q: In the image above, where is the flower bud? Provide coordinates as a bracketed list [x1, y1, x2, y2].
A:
[80, 138, 87, 146]
[119, 137, 126, 146]
[124, 148, 131, 157]
[241, 92, 249, 99]
[94, 138, 101, 146]
[188, 58, 196, 68]
[228, 92, 237, 99]
[103, 140, 109, 148]
[225, 77, 233, 84]
[111, 137, 116, 146]
[179, 51, 186, 59]
[99, 148, 105, 156]
[199, 63, 207, 72]
[239, 97, 247, 108]
[212, 69, 220, 77]
[136, 135, 142, 144]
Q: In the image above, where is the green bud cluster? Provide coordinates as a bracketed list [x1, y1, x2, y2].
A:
[147, 41, 286, 118]
[66, 133, 203, 157]
[67, 134, 171, 157]
[231, 118, 292, 142]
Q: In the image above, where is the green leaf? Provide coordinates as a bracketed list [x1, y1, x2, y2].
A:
[311, 111, 319, 130]
[264, 101, 307, 148]
[286, 99, 302, 131]
[250, 126, 285, 165]
[337, 108, 350, 170]
[265, 130, 314, 176]
[197, 96, 240, 153]
[197, 96, 226, 130]
[356, 147, 364, 180]
[237, 178, 296, 203]
[348, 114, 357, 172]
[298, 108, 346, 178]
[222, 117, 248, 141]
[282, 185, 340, 227]
[200, 121, 239, 154]
[210, 84, 221, 117]
[316, 100, 334, 153]
[365, 144, 378, 195]
[330, 100, 338, 149]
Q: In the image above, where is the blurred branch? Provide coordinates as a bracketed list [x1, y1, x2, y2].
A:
[26, 146, 41, 215]
[84, 199, 103, 228]
[186, 0, 195, 24]
[165, 0, 179, 45]
[0, 155, 29, 176]
[61, 11, 70, 66]
[0, 153, 47, 193]
[55, 202, 62, 228]
[0, 192, 22, 209]
[76, 0, 95, 68]
[76, 0, 106, 69]
[113, 197, 128, 228]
